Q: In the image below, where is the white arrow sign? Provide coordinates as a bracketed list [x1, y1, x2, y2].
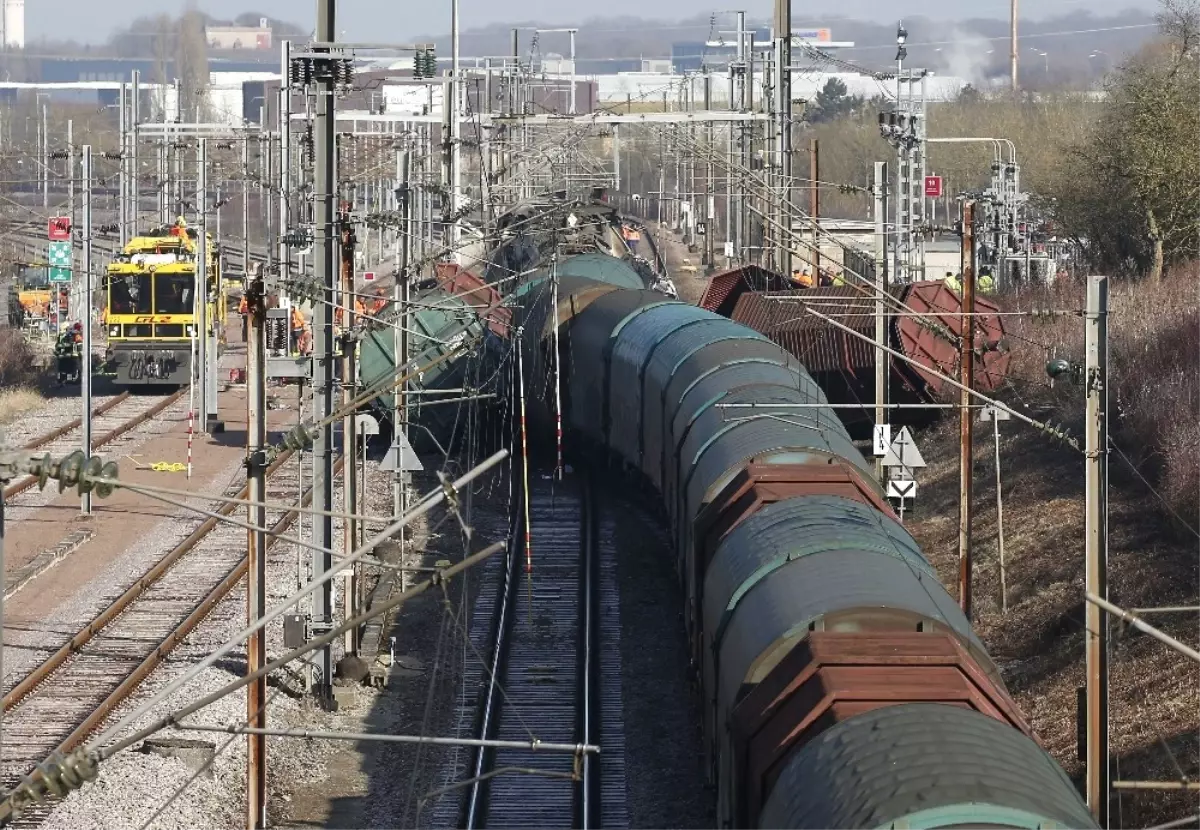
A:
[881, 426, 926, 469]
[888, 479, 918, 499]
[872, 424, 892, 457]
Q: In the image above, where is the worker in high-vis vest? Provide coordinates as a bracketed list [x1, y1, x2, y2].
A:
[290, 305, 307, 355]
[978, 268, 997, 293]
[237, 293, 249, 340]
[789, 268, 814, 288]
[944, 271, 962, 293]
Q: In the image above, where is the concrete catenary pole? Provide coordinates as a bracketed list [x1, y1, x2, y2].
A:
[131, 70, 140, 234]
[196, 138, 210, 432]
[311, 0, 336, 700]
[1010, 0, 1020, 92]
[809, 137, 819, 275]
[773, 0, 792, 278]
[957, 200, 976, 618]
[280, 39, 292, 299]
[873, 161, 888, 485]
[394, 146, 412, 521]
[245, 272, 268, 830]
[1084, 274, 1109, 824]
[340, 203, 359, 656]
[119, 83, 128, 247]
[80, 145, 93, 516]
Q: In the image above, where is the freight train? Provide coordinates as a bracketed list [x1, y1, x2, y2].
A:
[499, 259, 1095, 829]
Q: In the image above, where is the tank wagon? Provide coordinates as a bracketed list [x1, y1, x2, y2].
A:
[505, 260, 1094, 830]
[357, 266, 509, 445]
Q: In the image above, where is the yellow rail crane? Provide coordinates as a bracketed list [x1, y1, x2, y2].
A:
[103, 218, 225, 387]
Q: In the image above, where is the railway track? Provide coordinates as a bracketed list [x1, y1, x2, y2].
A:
[0, 449, 339, 825]
[435, 472, 627, 829]
[18, 392, 132, 451]
[2, 389, 186, 502]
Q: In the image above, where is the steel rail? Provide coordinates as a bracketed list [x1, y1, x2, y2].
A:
[21, 392, 131, 450]
[3, 388, 186, 500]
[45, 455, 344, 758]
[465, 472, 600, 829]
[2, 447, 297, 711]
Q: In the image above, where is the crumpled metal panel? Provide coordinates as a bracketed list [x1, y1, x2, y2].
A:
[730, 288, 882, 380]
[729, 281, 1013, 401]
[608, 303, 717, 464]
[900, 280, 1011, 394]
[698, 264, 790, 317]
[714, 550, 980, 738]
[434, 262, 512, 337]
[758, 703, 1097, 829]
[358, 286, 482, 416]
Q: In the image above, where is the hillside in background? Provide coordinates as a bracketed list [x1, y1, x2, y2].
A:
[16, 8, 1158, 90]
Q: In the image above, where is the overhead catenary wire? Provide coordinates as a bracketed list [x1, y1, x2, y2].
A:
[0, 450, 509, 820]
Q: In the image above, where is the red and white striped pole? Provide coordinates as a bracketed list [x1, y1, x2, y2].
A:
[551, 260, 564, 479]
[517, 337, 532, 575]
[187, 330, 197, 479]
[186, 407, 194, 479]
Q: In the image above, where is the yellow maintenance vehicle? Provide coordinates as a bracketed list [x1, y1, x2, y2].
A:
[103, 217, 224, 386]
[7, 262, 53, 330]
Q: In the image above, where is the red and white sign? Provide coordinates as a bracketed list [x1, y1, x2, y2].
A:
[923, 176, 943, 199]
[363, 271, 376, 282]
[48, 217, 71, 240]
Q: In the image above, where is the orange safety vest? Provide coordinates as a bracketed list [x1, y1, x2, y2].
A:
[238, 295, 248, 314]
[291, 307, 304, 330]
[790, 270, 814, 288]
[354, 298, 366, 316]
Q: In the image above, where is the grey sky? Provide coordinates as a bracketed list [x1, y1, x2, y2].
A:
[33, 0, 1156, 46]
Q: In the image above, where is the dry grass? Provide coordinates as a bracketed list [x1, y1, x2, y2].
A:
[1002, 269, 1200, 529]
[906, 269, 1200, 827]
[0, 387, 44, 425]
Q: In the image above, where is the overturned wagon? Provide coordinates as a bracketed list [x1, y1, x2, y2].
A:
[702, 271, 1010, 431]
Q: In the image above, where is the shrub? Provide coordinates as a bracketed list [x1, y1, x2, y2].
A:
[0, 329, 42, 389]
[1001, 268, 1199, 526]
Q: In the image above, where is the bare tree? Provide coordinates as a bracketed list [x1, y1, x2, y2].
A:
[1055, 0, 1200, 280]
[176, 6, 211, 122]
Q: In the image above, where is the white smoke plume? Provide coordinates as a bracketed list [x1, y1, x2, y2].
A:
[939, 27, 997, 87]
